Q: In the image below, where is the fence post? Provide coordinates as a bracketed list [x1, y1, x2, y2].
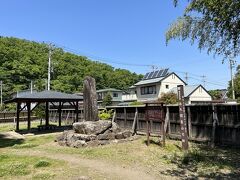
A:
[112, 109, 116, 123]
[124, 107, 127, 128]
[164, 106, 170, 134]
[187, 106, 192, 138]
[211, 105, 219, 147]
[132, 107, 138, 135]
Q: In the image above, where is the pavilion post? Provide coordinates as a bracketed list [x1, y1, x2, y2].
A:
[45, 102, 49, 126]
[58, 102, 62, 127]
[76, 101, 79, 122]
[27, 102, 31, 130]
[16, 102, 20, 131]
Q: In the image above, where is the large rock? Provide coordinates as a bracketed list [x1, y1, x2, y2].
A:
[73, 120, 112, 135]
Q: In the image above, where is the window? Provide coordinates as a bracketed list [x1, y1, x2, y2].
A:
[141, 85, 156, 95]
[113, 93, 118, 97]
[166, 85, 169, 89]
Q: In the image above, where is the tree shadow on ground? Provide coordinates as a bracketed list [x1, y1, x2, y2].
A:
[160, 144, 240, 179]
[0, 134, 24, 148]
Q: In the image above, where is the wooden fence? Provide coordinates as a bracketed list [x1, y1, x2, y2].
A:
[0, 111, 38, 123]
[108, 104, 240, 147]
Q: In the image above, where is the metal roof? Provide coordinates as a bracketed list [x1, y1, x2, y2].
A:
[96, 88, 122, 93]
[5, 90, 83, 103]
[134, 77, 164, 86]
[170, 85, 199, 97]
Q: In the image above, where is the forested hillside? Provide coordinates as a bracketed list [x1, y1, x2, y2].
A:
[0, 37, 143, 100]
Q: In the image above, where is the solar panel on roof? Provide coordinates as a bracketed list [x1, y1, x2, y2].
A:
[162, 69, 169, 77]
[148, 71, 155, 79]
[143, 72, 149, 80]
[153, 71, 159, 78]
[157, 70, 163, 77]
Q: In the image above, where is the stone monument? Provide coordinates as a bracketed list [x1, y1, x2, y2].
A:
[56, 76, 135, 148]
[83, 76, 98, 121]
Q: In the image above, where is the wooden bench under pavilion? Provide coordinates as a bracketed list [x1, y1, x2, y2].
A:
[4, 90, 83, 131]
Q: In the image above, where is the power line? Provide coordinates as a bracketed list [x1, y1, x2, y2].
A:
[48, 42, 228, 88]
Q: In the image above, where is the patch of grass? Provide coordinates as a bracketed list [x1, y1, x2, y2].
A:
[34, 160, 51, 168]
[13, 143, 38, 149]
[0, 154, 63, 179]
[33, 173, 55, 180]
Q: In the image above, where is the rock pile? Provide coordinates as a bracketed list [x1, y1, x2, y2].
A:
[57, 120, 135, 148]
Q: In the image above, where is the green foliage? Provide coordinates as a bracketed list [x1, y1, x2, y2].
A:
[129, 101, 144, 106]
[33, 104, 45, 119]
[102, 92, 112, 107]
[34, 160, 51, 168]
[159, 92, 178, 104]
[228, 65, 240, 100]
[0, 36, 142, 100]
[208, 90, 222, 100]
[166, 0, 240, 59]
[98, 109, 113, 120]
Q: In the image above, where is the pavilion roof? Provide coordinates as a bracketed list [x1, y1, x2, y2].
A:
[5, 90, 83, 103]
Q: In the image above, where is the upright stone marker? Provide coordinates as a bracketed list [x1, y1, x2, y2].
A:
[177, 85, 189, 151]
[83, 76, 98, 121]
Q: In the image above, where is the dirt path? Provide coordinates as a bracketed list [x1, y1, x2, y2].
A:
[9, 149, 168, 180]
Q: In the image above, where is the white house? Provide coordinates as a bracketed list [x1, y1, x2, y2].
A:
[96, 88, 123, 106]
[171, 85, 212, 104]
[127, 69, 212, 104]
[132, 69, 186, 102]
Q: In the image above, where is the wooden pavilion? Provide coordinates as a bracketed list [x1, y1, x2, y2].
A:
[5, 90, 83, 131]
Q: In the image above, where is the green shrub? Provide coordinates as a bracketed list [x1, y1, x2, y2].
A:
[159, 92, 178, 104]
[129, 101, 144, 106]
[98, 109, 113, 120]
[34, 160, 51, 168]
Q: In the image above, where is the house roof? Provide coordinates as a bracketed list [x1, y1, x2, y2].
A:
[96, 88, 122, 93]
[134, 77, 164, 86]
[5, 90, 83, 103]
[134, 72, 187, 86]
[170, 85, 202, 97]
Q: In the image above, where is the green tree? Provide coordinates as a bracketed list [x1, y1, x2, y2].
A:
[159, 92, 178, 104]
[102, 92, 112, 107]
[228, 65, 240, 101]
[0, 36, 142, 101]
[208, 90, 222, 100]
[166, 0, 240, 59]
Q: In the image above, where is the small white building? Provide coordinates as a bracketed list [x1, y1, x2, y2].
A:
[171, 85, 212, 104]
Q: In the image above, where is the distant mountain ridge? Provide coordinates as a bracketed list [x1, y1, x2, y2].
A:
[0, 36, 143, 100]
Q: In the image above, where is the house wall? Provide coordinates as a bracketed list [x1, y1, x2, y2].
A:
[122, 94, 137, 101]
[188, 86, 212, 104]
[135, 82, 161, 101]
[159, 74, 186, 96]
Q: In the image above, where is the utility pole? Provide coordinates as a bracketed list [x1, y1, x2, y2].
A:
[0, 81, 2, 107]
[201, 75, 206, 87]
[47, 44, 52, 91]
[230, 59, 236, 100]
[185, 72, 188, 84]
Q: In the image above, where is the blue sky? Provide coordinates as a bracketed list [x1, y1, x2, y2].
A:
[0, 0, 237, 90]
